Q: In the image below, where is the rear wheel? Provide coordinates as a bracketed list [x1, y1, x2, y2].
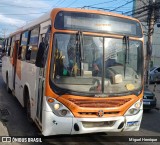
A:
[6, 75, 11, 93]
[24, 90, 33, 123]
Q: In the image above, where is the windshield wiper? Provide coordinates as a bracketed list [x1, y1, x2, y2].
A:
[76, 31, 84, 76]
[123, 36, 129, 78]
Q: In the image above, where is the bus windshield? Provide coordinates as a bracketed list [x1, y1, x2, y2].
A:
[50, 33, 143, 95]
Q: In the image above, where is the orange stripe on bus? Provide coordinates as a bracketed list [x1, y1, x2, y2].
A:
[10, 58, 13, 65]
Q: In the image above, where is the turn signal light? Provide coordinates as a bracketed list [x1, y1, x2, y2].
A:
[48, 98, 54, 103]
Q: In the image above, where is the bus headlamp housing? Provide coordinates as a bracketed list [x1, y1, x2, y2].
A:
[47, 97, 73, 117]
[59, 109, 68, 116]
[124, 99, 143, 116]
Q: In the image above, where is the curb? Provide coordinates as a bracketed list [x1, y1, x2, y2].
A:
[0, 121, 12, 145]
[0, 121, 9, 136]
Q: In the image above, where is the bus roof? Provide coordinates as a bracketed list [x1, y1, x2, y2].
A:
[52, 8, 140, 22]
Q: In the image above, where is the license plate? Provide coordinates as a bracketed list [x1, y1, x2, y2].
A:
[143, 102, 150, 105]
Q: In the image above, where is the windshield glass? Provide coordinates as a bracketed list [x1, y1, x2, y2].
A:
[50, 33, 143, 95]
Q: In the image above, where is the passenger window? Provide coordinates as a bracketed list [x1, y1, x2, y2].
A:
[26, 27, 39, 63]
[6, 38, 12, 56]
[20, 31, 29, 60]
[18, 46, 22, 60]
[4, 39, 8, 53]
[10, 36, 15, 57]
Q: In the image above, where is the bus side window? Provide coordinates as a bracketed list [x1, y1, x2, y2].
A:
[3, 39, 7, 55]
[0, 40, 6, 58]
[7, 37, 12, 56]
[10, 36, 15, 58]
[26, 27, 39, 63]
[20, 31, 29, 61]
[18, 46, 22, 60]
[2, 40, 6, 52]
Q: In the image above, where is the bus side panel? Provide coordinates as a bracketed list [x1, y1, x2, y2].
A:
[15, 59, 24, 106]
[2, 56, 8, 83]
[8, 57, 14, 91]
[21, 61, 38, 120]
[2, 56, 13, 90]
[15, 60, 38, 120]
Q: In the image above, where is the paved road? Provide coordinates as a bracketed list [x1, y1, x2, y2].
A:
[0, 68, 160, 145]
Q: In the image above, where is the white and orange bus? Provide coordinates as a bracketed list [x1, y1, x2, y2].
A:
[2, 8, 144, 136]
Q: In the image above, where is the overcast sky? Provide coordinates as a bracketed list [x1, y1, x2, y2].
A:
[0, 0, 133, 37]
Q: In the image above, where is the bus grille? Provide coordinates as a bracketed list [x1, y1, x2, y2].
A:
[68, 98, 131, 108]
[79, 111, 119, 115]
[82, 121, 116, 128]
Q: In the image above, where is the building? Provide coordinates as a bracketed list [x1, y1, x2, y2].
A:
[133, 0, 160, 67]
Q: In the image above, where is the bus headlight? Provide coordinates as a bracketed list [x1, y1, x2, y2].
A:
[54, 103, 60, 110]
[47, 97, 73, 117]
[124, 99, 142, 116]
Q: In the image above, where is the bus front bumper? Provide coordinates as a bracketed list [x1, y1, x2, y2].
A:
[42, 109, 143, 136]
[71, 109, 143, 134]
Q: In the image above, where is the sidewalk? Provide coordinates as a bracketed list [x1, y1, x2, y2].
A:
[0, 121, 9, 136]
[0, 111, 11, 145]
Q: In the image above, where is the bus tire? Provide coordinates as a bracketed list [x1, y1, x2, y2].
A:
[24, 89, 33, 123]
[6, 74, 11, 93]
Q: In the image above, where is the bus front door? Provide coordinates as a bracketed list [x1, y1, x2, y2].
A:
[36, 68, 45, 126]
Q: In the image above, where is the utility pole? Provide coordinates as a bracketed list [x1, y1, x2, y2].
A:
[146, 0, 156, 87]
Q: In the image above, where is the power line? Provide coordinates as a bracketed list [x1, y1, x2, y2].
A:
[124, 4, 146, 15]
[139, 0, 149, 6]
[109, 0, 134, 12]
[81, 6, 125, 14]
[66, 0, 77, 8]
[52, 0, 66, 8]
[129, 6, 148, 16]
[83, 0, 117, 8]
[82, 0, 134, 14]
[125, 1, 160, 22]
